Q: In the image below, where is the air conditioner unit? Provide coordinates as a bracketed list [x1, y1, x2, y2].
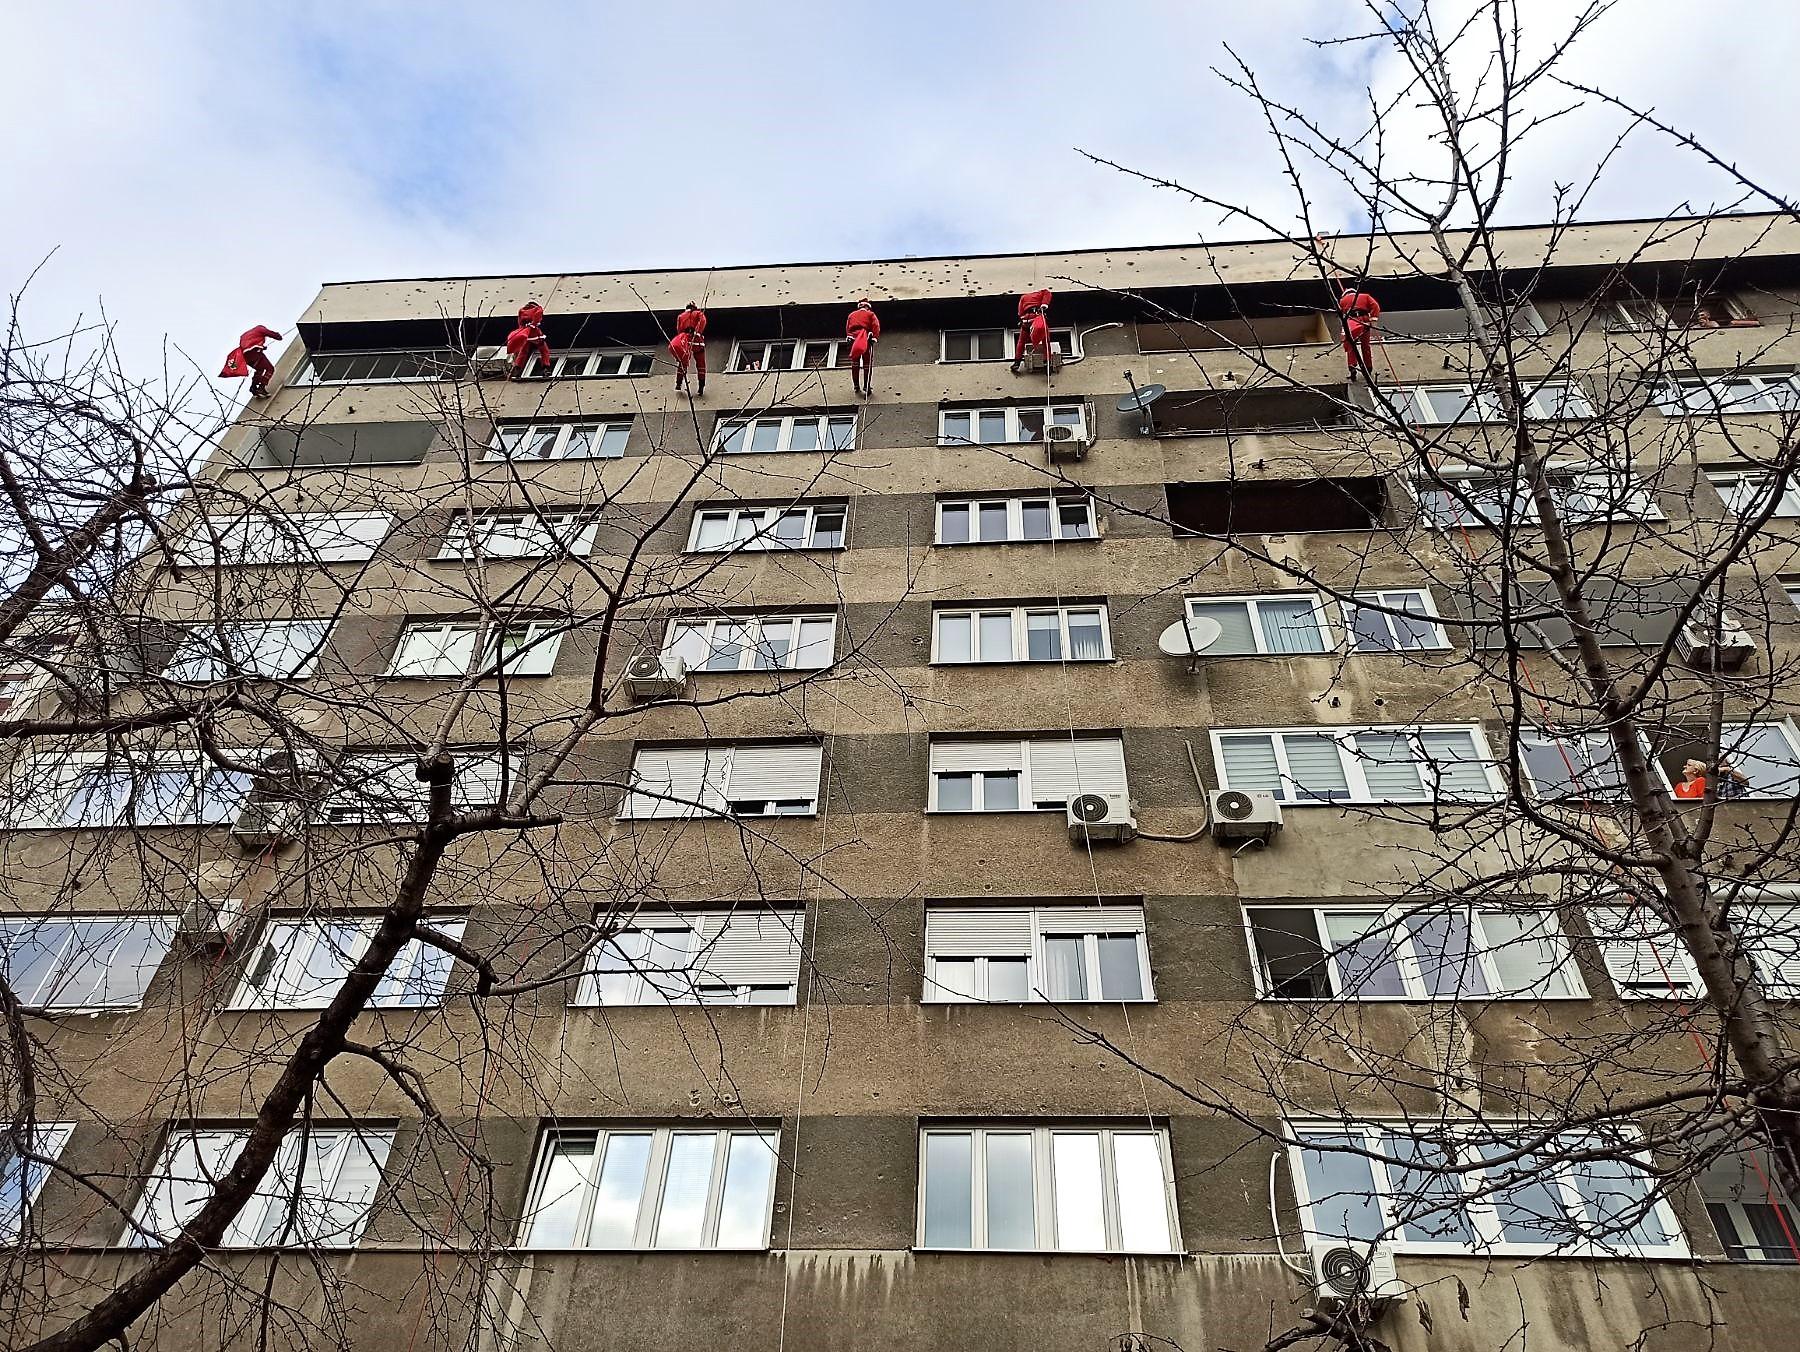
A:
[469, 345, 511, 380]
[1066, 792, 1137, 844]
[176, 895, 247, 951]
[1043, 419, 1091, 462]
[231, 799, 305, 851]
[1676, 612, 1756, 672]
[624, 652, 688, 702]
[1209, 788, 1284, 842]
[1307, 1240, 1407, 1307]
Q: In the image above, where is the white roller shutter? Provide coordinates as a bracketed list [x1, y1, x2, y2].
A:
[314, 513, 394, 562]
[690, 910, 805, 985]
[727, 743, 822, 804]
[1745, 904, 1800, 997]
[930, 739, 1025, 773]
[925, 907, 1034, 957]
[1027, 737, 1128, 802]
[1588, 906, 1701, 998]
[623, 747, 730, 818]
[1035, 904, 1146, 935]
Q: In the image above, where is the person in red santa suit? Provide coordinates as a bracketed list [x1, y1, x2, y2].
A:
[1011, 288, 1053, 373]
[845, 299, 880, 397]
[669, 302, 708, 396]
[221, 324, 284, 397]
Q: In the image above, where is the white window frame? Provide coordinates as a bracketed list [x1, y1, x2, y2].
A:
[1661, 721, 1800, 800]
[318, 751, 512, 825]
[1183, 593, 1334, 657]
[1704, 468, 1800, 519]
[939, 327, 1079, 363]
[0, 914, 177, 1011]
[916, 1124, 1180, 1254]
[229, 915, 467, 1010]
[1242, 904, 1585, 1001]
[1211, 725, 1504, 805]
[294, 350, 458, 385]
[1288, 1121, 1688, 1259]
[1519, 729, 1631, 801]
[938, 404, 1089, 446]
[174, 512, 393, 566]
[519, 1125, 779, 1250]
[922, 904, 1152, 1004]
[1699, 1150, 1798, 1264]
[528, 348, 656, 379]
[16, 751, 254, 828]
[710, 413, 858, 455]
[934, 495, 1097, 545]
[488, 420, 632, 461]
[1590, 890, 1800, 1001]
[927, 736, 1129, 813]
[1412, 466, 1662, 529]
[437, 512, 600, 560]
[1781, 575, 1800, 615]
[728, 338, 842, 372]
[1340, 588, 1451, 653]
[1398, 380, 1594, 424]
[128, 1126, 394, 1248]
[1655, 373, 1800, 416]
[931, 605, 1112, 664]
[0, 1122, 74, 1242]
[573, 908, 804, 1007]
[620, 743, 823, 820]
[662, 614, 837, 673]
[164, 620, 333, 682]
[387, 619, 564, 679]
[684, 504, 847, 553]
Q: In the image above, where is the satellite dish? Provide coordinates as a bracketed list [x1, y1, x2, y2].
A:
[1157, 616, 1224, 658]
[1115, 383, 1167, 413]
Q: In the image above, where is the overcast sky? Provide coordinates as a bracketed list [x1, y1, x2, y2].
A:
[3, 1, 1793, 390]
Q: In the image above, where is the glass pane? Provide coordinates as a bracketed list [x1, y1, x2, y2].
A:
[525, 1136, 595, 1246]
[597, 424, 631, 457]
[1051, 1133, 1107, 1250]
[1484, 1146, 1575, 1245]
[0, 923, 68, 1006]
[1113, 1134, 1171, 1250]
[1322, 912, 1409, 997]
[1016, 409, 1045, 442]
[976, 411, 1008, 443]
[1357, 732, 1428, 801]
[588, 1133, 653, 1246]
[940, 504, 970, 544]
[977, 503, 1009, 541]
[1067, 611, 1105, 661]
[978, 613, 1014, 661]
[1188, 602, 1259, 656]
[795, 618, 834, 667]
[1282, 734, 1352, 802]
[923, 1133, 974, 1248]
[1406, 910, 1488, 998]
[773, 511, 808, 546]
[716, 1134, 775, 1247]
[936, 773, 974, 812]
[1258, 599, 1327, 654]
[1481, 912, 1576, 998]
[1381, 1132, 1476, 1244]
[938, 614, 973, 663]
[695, 514, 731, 549]
[1042, 936, 1088, 1000]
[944, 333, 973, 361]
[717, 423, 749, 455]
[986, 957, 1029, 1002]
[1297, 1133, 1384, 1242]
[1025, 613, 1061, 662]
[931, 957, 977, 1001]
[654, 1134, 717, 1247]
[704, 623, 747, 672]
[1021, 500, 1052, 541]
[560, 426, 597, 459]
[810, 512, 845, 548]
[941, 413, 971, 444]
[1247, 908, 1333, 998]
[984, 1133, 1036, 1249]
[826, 417, 856, 450]
[1058, 501, 1093, 539]
[1346, 599, 1395, 651]
[749, 421, 783, 453]
[1096, 935, 1143, 1000]
[1568, 1149, 1674, 1250]
[981, 772, 1019, 812]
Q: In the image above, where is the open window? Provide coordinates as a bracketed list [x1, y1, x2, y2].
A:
[1167, 477, 1388, 535]
[1650, 722, 1800, 800]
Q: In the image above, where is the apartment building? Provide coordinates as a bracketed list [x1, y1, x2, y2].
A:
[5, 213, 1800, 1352]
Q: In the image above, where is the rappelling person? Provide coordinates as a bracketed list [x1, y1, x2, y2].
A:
[221, 324, 284, 398]
[506, 302, 554, 379]
[845, 298, 880, 397]
[1336, 282, 1382, 382]
[1011, 288, 1054, 374]
[669, 302, 708, 396]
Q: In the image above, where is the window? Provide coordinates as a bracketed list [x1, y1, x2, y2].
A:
[231, 915, 466, 1009]
[685, 504, 846, 552]
[489, 420, 632, 461]
[932, 605, 1110, 663]
[1414, 467, 1661, 529]
[664, 614, 836, 673]
[935, 495, 1096, 545]
[0, 629, 76, 717]
[621, 742, 822, 819]
[1588, 895, 1800, 1000]
[1519, 730, 1628, 802]
[319, 751, 512, 825]
[575, 909, 804, 1006]
[938, 404, 1088, 446]
[388, 620, 564, 678]
[174, 512, 392, 566]
[1656, 373, 1799, 416]
[918, 1124, 1177, 1253]
[20, 752, 252, 828]
[1701, 1151, 1797, 1263]
[940, 328, 1077, 362]
[1166, 478, 1388, 535]
[1607, 292, 1755, 332]
[520, 1126, 778, 1249]
[730, 339, 841, 372]
[0, 915, 176, 1010]
[1290, 1122, 1685, 1257]
[1244, 905, 1581, 1000]
[164, 621, 333, 682]
[923, 904, 1151, 1003]
[1153, 386, 1350, 436]
[1783, 576, 1800, 615]
[1399, 380, 1593, 424]
[1341, 589, 1450, 653]
[1704, 469, 1800, 519]
[1653, 721, 1800, 799]
[129, 1126, 393, 1248]
[530, 348, 655, 379]
[712, 413, 856, 455]
[1184, 594, 1330, 656]
[928, 737, 1128, 813]
[297, 350, 461, 384]
[1212, 726, 1501, 804]
[437, 512, 599, 560]
[0, 1123, 73, 1241]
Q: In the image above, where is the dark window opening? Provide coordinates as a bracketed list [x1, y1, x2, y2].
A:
[1154, 386, 1349, 436]
[1245, 908, 1333, 999]
[1167, 477, 1388, 536]
[1137, 316, 1331, 352]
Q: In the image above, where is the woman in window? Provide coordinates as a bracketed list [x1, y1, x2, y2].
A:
[1674, 758, 1751, 800]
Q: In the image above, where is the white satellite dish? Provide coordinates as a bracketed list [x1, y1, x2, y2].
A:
[1157, 615, 1224, 658]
